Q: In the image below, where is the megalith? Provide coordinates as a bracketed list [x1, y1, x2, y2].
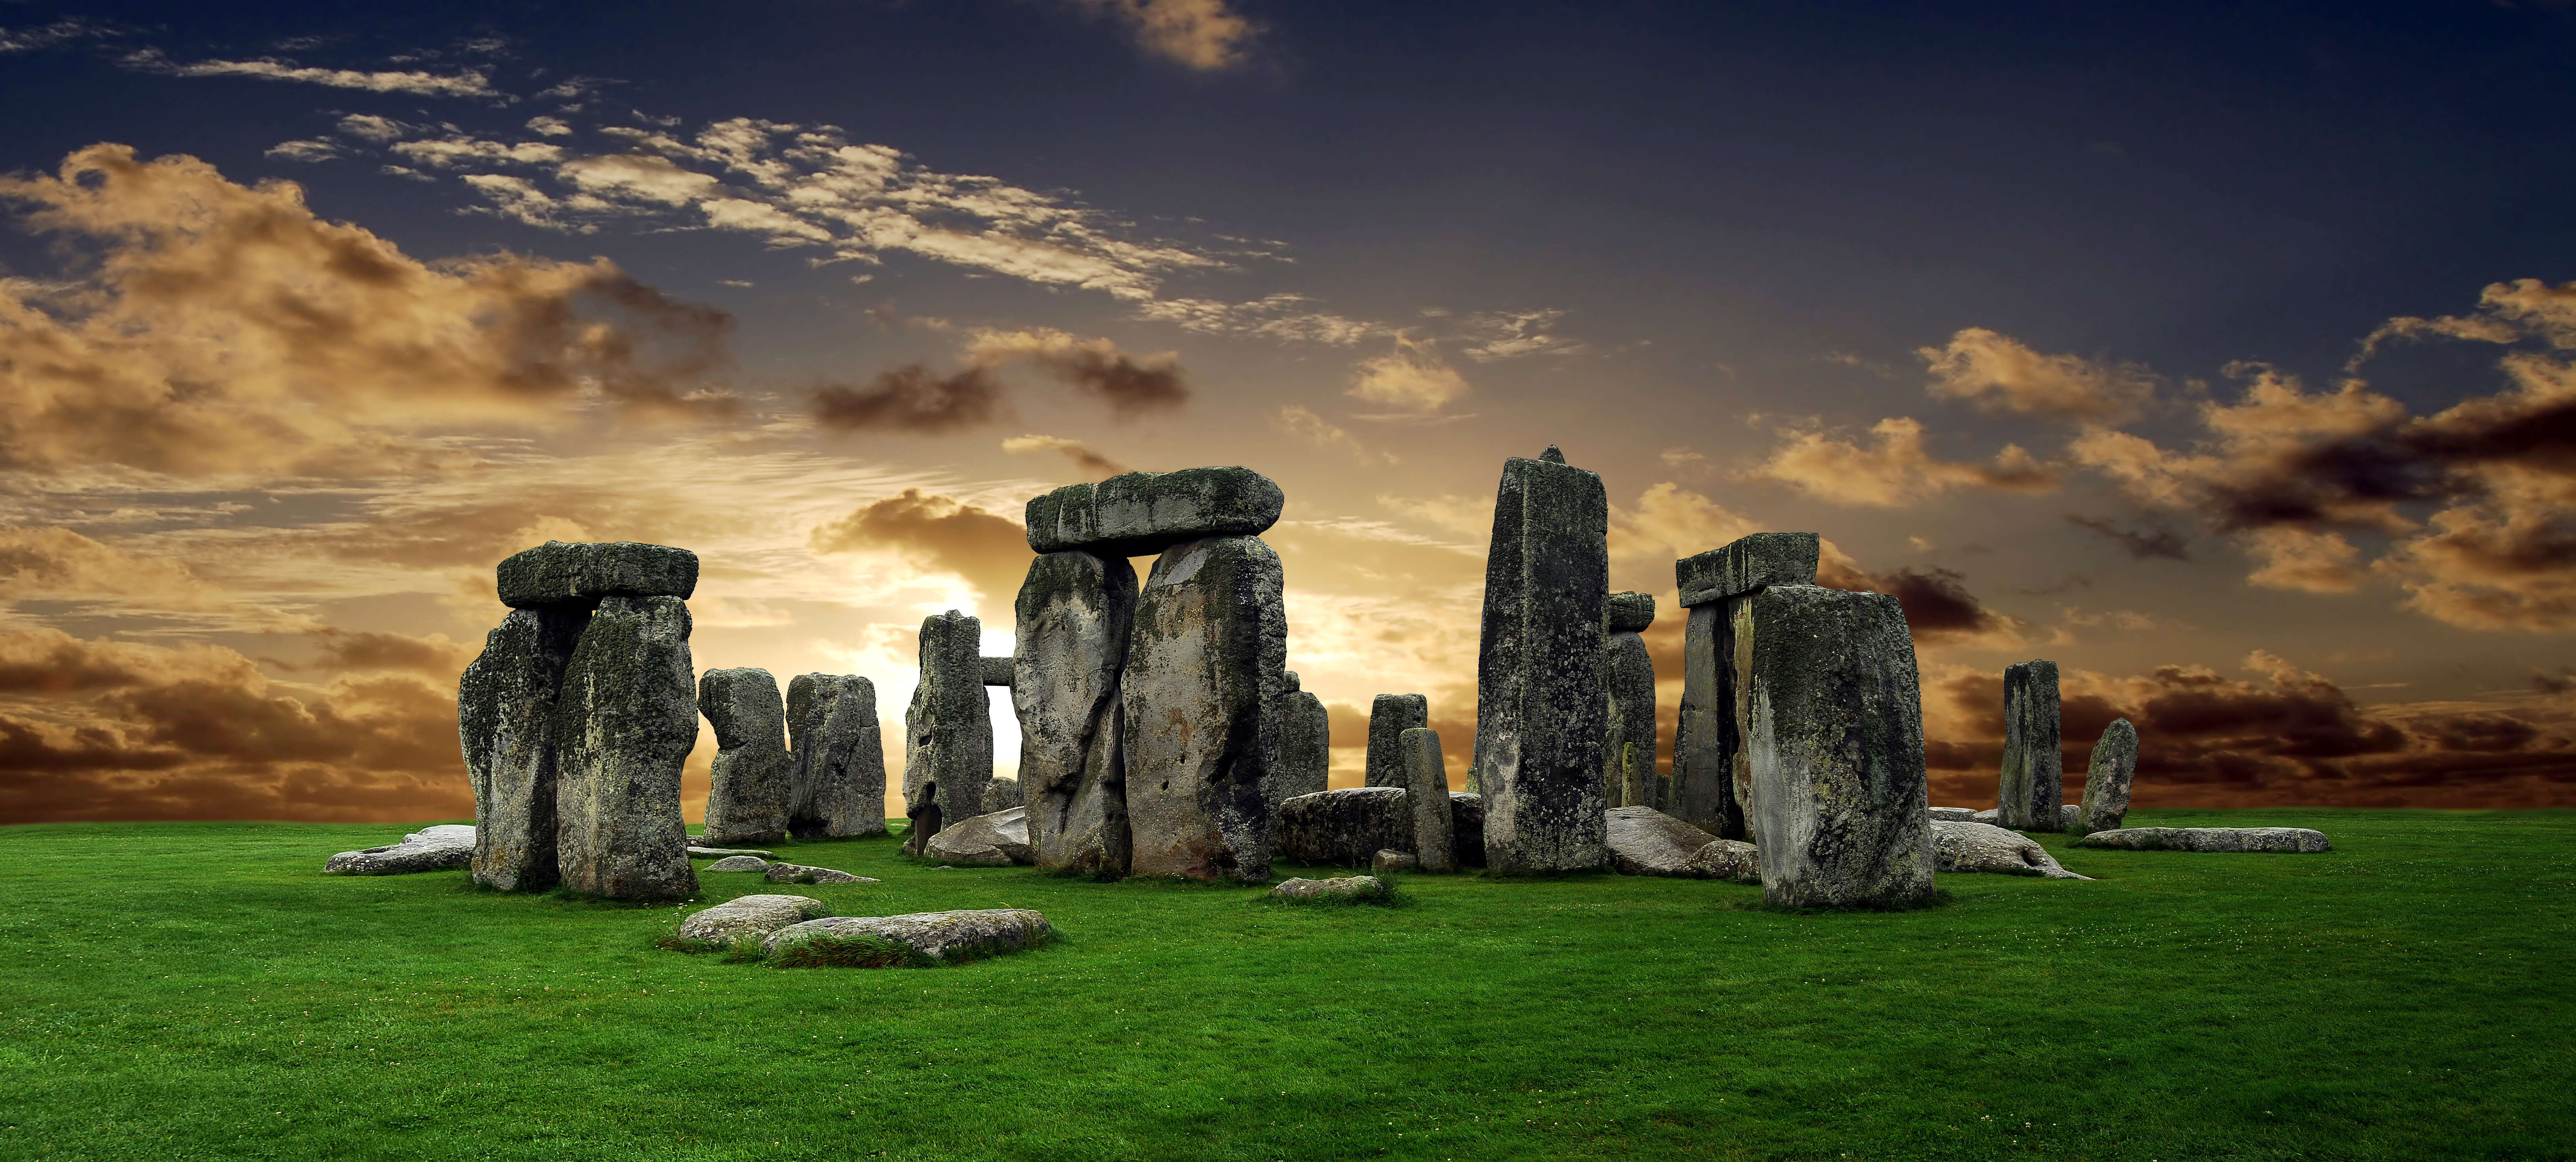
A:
[497, 540, 699, 609]
[980, 657, 1016, 687]
[1402, 727, 1454, 873]
[2078, 717, 2138, 835]
[1998, 659, 2064, 832]
[1121, 535, 1286, 882]
[1013, 550, 1138, 875]
[1670, 532, 1819, 840]
[1473, 446, 1611, 873]
[785, 674, 888, 840]
[1602, 590, 1660, 811]
[1366, 693, 1429, 789]
[1276, 671, 1332, 801]
[1025, 466, 1285, 557]
[459, 607, 589, 892]
[903, 610, 994, 855]
[699, 668, 793, 846]
[553, 595, 700, 901]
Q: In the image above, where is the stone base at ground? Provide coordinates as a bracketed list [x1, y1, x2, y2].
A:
[1372, 849, 1418, 874]
[764, 862, 876, 884]
[1279, 788, 1411, 865]
[677, 894, 827, 943]
[2078, 827, 2330, 853]
[702, 855, 771, 872]
[1268, 876, 1388, 902]
[1687, 839, 1761, 883]
[1605, 808, 1759, 882]
[925, 807, 1032, 866]
[1931, 820, 2092, 879]
[325, 825, 475, 875]
[764, 909, 1051, 963]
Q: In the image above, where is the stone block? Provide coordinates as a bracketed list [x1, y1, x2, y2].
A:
[1674, 532, 1819, 608]
[1473, 450, 1611, 873]
[2078, 718, 2138, 834]
[902, 610, 994, 855]
[553, 595, 700, 901]
[699, 667, 792, 847]
[497, 540, 698, 609]
[785, 674, 888, 841]
[1605, 590, 1657, 633]
[1278, 787, 1411, 866]
[460, 607, 587, 892]
[1024, 467, 1284, 557]
[1603, 625, 1658, 809]
[1401, 727, 1454, 873]
[1121, 536, 1285, 881]
[1998, 660, 2064, 831]
[1013, 550, 1138, 875]
[1366, 693, 1428, 789]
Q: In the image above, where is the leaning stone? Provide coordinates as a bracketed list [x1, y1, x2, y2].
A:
[1267, 875, 1388, 902]
[980, 657, 1016, 687]
[1997, 660, 2064, 832]
[2077, 827, 2330, 853]
[688, 846, 774, 858]
[1927, 807, 1979, 822]
[786, 674, 889, 841]
[677, 894, 827, 943]
[764, 862, 876, 884]
[925, 806, 1032, 867]
[699, 667, 794, 847]
[1685, 839, 1762, 884]
[1474, 449, 1611, 873]
[1932, 820, 2092, 879]
[1372, 849, 1419, 874]
[2078, 718, 2139, 834]
[1675, 532, 1819, 608]
[764, 909, 1051, 964]
[1013, 551, 1138, 876]
[1366, 694, 1429, 789]
[1602, 612, 1659, 810]
[1278, 787, 1412, 866]
[553, 596, 698, 901]
[1743, 585, 1934, 908]
[460, 607, 587, 892]
[1606, 807, 1720, 877]
[1274, 671, 1332, 802]
[1605, 590, 1657, 634]
[1401, 727, 1454, 873]
[496, 541, 698, 609]
[982, 777, 1025, 814]
[1122, 536, 1285, 882]
[325, 825, 476, 875]
[702, 855, 771, 872]
[1025, 467, 1286, 557]
[904, 611, 995, 856]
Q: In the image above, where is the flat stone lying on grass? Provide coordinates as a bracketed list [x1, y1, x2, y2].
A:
[1267, 875, 1389, 902]
[925, 806, 1031, 867]
[763, 909, 1051, 964]
[702, 855, 771, 872]
[325, 825, 476, 875]
[688, 846, 774, 858]
[1372, 849, 1419, 874]
[677, 894, 827, 943]
[763, 862, 878, 884]
[1024, 467, 1286, 557]
[1928, 807, 1978, 822]
[2079, 827, 2331, 853]
[1931, 821, 2092, 879]
[1605, 807, 1759, 882]
[1687, 839, 1761, 883]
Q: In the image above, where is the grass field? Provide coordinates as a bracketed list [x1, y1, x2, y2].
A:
[2, 808, 2570, 1161]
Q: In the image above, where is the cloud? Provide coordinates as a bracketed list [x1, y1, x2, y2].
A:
[1816, 544, 2022, 648]
[1, 19, 115, 54]
[0, 526, 218, 607]
[1752, 417, 2060, 506]
[1461, 309, 1584, 362]
[2242, 526, 2366, 593]
[1608, 483, 1760, 566]
[1134, 293, 1385, 345]
[124, 50, 505, 99]
[1001, 434, 1129, 478]
[1347, 337, 1471, 417]
[2064, 513, 2192, 561]
[338, 114, 411, 143]
[264, 138, 340, 163]
[1273, 405, 1394, 464]
[810, 366, 1005, 433]
[810, 489, 1030, 608]
[963, 329, 1189, 417]
[1064, 0, 1261, 71]
[1919, 327, 2158, 424]
[303, 628, 477, 676]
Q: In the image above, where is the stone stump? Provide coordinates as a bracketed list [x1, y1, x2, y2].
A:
[553, 595, 700, 901]
[1012, 550, 1138, 875]
[1401, 727, 1454, 873]
[1276, 672, 1332, 801]
[903, 610, 994, 855]
[1278, 787, 1411, 866]
[1366, 694, 1429, 789]
[699, 667, 792, 846]
[785, 674, 888, 840]
[1121, 535, 1285, 882]
[1999, 659, 2064, 831]
[1671, 532, 1819, 842]
[1602, 590, 1659, 810]
[2078, 717, 2138, 834]
[459, 607, 588, 892]
[1473, 446, 1611, 873]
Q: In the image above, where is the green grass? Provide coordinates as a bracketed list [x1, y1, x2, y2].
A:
[1, 808, 2570, 1160]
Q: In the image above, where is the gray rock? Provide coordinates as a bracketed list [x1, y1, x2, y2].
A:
[1605, 806, 1719, 877]
[1931, 820, 2092, 879]
[702, 855, 771, 872]
[1605, 590, 1657, 634]
[1013, 551, 1138, 876]
[2078, 718, 2139, 834]
[764, 862, 877, 884]
[1025, 467, 1285, 557]
[1742, 585, 1934, 909]
[2077, 827, 2330, 853]
[980, 656, 1016, 687]
[699, 667, 793, 847]
[1686, 839, 1762, 884]
[981, 777, 1025, 814]
[785, 674, 889, 841]
[1366, 694, 1429, 789]
[1927, 807, 1979, 822]
[553, 596, 699, 901]
[460, 607, 587, 892]
[1998, 660, 2064, 832]
[902, 611, 993, 856]
[764, 909, 1051, 963]
[1371, 849, 1419, 874]
[677, 894, 827, 943]
[1669, 604, 1747, 838]
[1602, 622, 1659, 810]
[1971, 808, 2001, 824]
[1401, 727, 1455, 873]
[496, 540, 698, 609]
[1473, 450, 1611, 873]
[688, 846, 774, 858]
[1274, 672, 1332, 802]
[1267, 875, 1388, 902]
[925, 806, 1032, 866]
[1121, 536, 1285, 882]
[1675, 532, 1819, 609]
[1448, 791, 1487, 870]
[2061, 804, 2080, 829]
[325, 825, 476, 875]
[1279, 787, 1412, 866]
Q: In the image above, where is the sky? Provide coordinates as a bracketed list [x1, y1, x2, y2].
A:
[3, 0, 2573, 825]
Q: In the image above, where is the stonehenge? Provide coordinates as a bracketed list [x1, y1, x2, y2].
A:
[1671, 532, 1819, 841]
[1013, 549, 1137, 875]
[2079, 718, 2139, 834]
[1473, 446, 1612, 873]
[1275, 672, 1332, 801]
[1366, 694, 1429, 789]
[902, 610, 995, 856]
[1998, 659, 2064, 831]
[698, 668, 792, 847]
[553, 595, 701, 901]
[1121, 534, 1286, 882]
[785, 674, 888, 841]
[459, 607, 587, 892]
[1601, 591, 1659, 810]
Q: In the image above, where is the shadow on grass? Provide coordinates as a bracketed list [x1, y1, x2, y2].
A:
[1723, 888, 1959, 915]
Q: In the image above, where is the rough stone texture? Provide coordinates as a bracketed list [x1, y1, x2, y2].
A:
[1603, 622, 1659, 810]
[1685, 839, 1762, 883]
[903, 611, 994, 856]
[980, 657, 1016, 687]
[1605, 590, 1657, 634]
[785, 674, 887, 841]
[2078, 827, 2331, 853]
[1275, 672, 1332, 802]
[1606, 807, 1720, 877]
[1026, 467, 1285, 557]
[982, 777, 1025, 814]
[1121, 536, 1284, 882]
[497, 541, 698, 609]
[1474, 450, 1611, 873]
[1402, 727, 1455, 873]
[460, 607, 587, 892]
[1279, 787, 1412, 866]
[1676, 532, 1821, 608]
[764, 862, 874, 884]
[1448, 792, 1488, 871]
[326, 825, 475, 875]
[688, 846, 773, 858]
[1669, 604, 1745, 839]
[925, 806, 1032, 866]
[553, 596, 699, 901]
[1372, 849, 1419, 874]
[1998, 659, 2064, 832]
[1931, 820, 2092, 879]
[1268, 876, 1387, 902]
[702, 855, 771, 872]
[2079, 718, 2139, 835]
[1928, 807, 1979, 822]
[699, 668, 793, 847]
[677, 894, 827, 943]
[1971, 808, 2001, 824]
[764, 909, 1051, 963]
[1366, 694, 1429, 789]
[1013, 550, 1138, 876]
[1743, 585, 1935, 909]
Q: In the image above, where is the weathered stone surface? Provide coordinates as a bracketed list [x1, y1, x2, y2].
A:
[2078, 827, 2330, 853]
[460, 607, 587, 892]
[1025, 467, 1285, 557]
[688, 846, 774, 858]
[1928, 807, 1979, 822]
[1013, 550, 1138, 876]
[702, 855, 770, 872]
[1268, 875, 1387, 902]
[1605, 590, 1657, 634]
[1932, 820, 2092, 879]
[1685, 839, 1762, 883]
[1372, 849, 1419, 874]
[1122, 536, 1284, 882]
[1279, 787, 1412, 866]
[1448, 792, 1487, 870]
[764, 862, 875, 884]
[1669, 604, 1746, 838]
[1743, 585, 1934, 908]
[903, 611, 994, 856]
[326, 825, 475, 875]
[1606, 806, 1720, 877]
[1474, 450, 1611, 873]
[497, 541, 698, 609]
[1676, 532, 1819, 608]
[1972, 808, 2001, 824]
[925, 806, 1032, 866]
[677, 894, 827, 943]
[785, 674, 888, 841]
[1275, 672, 1331, 802]
[765, 909, 1051, 963]
[1998, 660, 2064, 832]
[1401, 727, 1455, 873]
[980, 657, 1016, 687]
[1366, 694, 1428, 789]
[2079, 718, 2139, 834]
[553, 596, 699, 901]
[1602, 622, 1659, 810]
[699, 667, 793, 847]
[982, 777, 1024, 814]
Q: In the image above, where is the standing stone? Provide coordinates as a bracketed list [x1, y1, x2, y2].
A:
[1013, 550, 1137, 875]
[980, 657, 1016, 687]
[553, 596, 700, 901]
[1742, 585, 1933, 909]
[1671, 532, 1819, 841]
[903, 611, 994, 855]
[1473, 446, 1611, 874]
[460, 607, 588, 892]
[1366, 694, 1429, 789]
[699, 668, 792, 846]
[1401, 727, 1455, 873]
[1276, 672, 1332, 801]
[982, 777, 1024, 814]
[2078, 717, 2139, 835]
[1998, 660, 2065, 832]
[785, 674, 889, 840]
[1122, 535, 1285, 882]
[1602, 591, 1660, 811]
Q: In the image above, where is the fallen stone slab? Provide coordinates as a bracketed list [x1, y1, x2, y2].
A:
[702, 855, 772, 872]
[2078, 827, 2331, 854]
[688, 846, 775, 858]
[1606, 806, 1719, 877]
[1969, 806, 2078, 829]
[1267, 875, 1389, 902]
[764, 909, 1052, 965]
[925, 807, 1031, 867]
[497, 540, 698, 609]
[677, 894, 827, 943]
[1025, 466, 1286, 557]
[1686, 839, 1761, 884]
[325, 825, 476, 875]
[1928, 807, 1979, 822]
[764, 862, 878, 885]
[1372, 849, 1419, 874]
[1279, 787, 1412, 866]
[1931, 821, 2092, 879]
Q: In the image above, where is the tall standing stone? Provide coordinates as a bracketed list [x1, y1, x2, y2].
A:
[1401, 727, 1455, 873]
[1276, 672, 1332, 802]
[2078, 717, 2138, 835]
[1121, 535, 1285, 882]
[699, 667, 793, 846]
[1998, 659, 2064, 832]
[459, 607, 589, 892]
[786, 674, 888, 840]
[1742, 585, 1933, 909]
[1602, 591, 1660, 811]
[1366, 694, 1429, 789]
[553, 595, 699, 901]
[1671, 532, 1819, 841]
[1013, 550, 1138, 875]
[1473, 446, 1611, 874]
[903, 610, 994, 855]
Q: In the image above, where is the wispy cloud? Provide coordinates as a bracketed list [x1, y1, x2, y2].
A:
[1064, 0, 1262, 72]
[123, 49, 507, 99]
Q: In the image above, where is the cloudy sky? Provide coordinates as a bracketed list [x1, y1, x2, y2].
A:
[4, 0, 2572, 825]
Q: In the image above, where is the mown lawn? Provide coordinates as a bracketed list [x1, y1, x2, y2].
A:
[0, 808, 2569, 1161]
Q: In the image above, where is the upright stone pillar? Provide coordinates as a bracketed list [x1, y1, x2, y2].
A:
[786, 674, 888, 840]
[1601, 591, 1659, 811]
[1671, 532, 1819, 841]
[1122, 536, 1286, 882]
[903, 610, 994, 855]
[553, 595, 699, 901]
[1276, 672, 1332, 801]
[1742, 585, 1933, 909]
[460, 607, 588, 892]
[1366, 694, 1429, 789]
[699, 667, 792, 846]
[1998, 659, 2064, 831]
[2078, 717, 2138, 835]
[1402, 727, 1455, 873]
[1013, 550, 1138, 875]
[1473, 446, 1611, 874]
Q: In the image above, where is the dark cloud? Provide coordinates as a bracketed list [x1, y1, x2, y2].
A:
[810, 366, 1006, 433]
[1001, 434, 1130, 479]
[809, 489, 1031, 609]
[2065, 513, 2192, 561]
[1027, 343, 1189, 417]
[1818, 557, 2018, 646]
[2534, 667, 2576, 695]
